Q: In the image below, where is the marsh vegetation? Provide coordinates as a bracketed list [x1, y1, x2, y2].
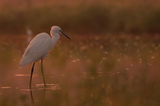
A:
[0, 0, 160, 106]
[0, 34, 160, 106]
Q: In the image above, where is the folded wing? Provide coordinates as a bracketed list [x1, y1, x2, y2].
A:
[20, 33, 53, 67]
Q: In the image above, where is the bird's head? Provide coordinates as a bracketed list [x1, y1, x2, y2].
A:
[51, 26, 71, 39]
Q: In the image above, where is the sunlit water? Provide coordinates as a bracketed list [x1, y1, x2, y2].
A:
[0, 34, 160, 106]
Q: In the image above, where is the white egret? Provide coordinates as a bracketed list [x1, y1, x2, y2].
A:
[20, 26, 70, 89]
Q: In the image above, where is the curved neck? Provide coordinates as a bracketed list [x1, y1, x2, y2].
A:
[50, 31, 60, 40]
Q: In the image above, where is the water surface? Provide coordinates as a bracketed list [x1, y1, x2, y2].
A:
[0, 34, 160, 106]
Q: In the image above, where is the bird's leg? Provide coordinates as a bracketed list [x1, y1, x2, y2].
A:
[29, 62, 35, 89]
[41, 59, 46, 87]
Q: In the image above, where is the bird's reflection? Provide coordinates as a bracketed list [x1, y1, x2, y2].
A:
[30, 89, 35, 105]
[28, 83, 61, 105]
[29, 86, 46, 105]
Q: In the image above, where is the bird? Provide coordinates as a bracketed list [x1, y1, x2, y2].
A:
[20, 26, 71, 89]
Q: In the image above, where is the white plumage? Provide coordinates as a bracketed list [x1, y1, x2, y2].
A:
[20, 32, 57, 66]
[20, 26, 70, 67]
[19, 26, 70, 89]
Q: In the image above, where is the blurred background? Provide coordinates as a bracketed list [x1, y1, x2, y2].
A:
[0, 0, 160, 106]
[0, 0, 160, 34]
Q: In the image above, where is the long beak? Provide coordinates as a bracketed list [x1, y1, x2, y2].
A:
[60, 30, 71, 40]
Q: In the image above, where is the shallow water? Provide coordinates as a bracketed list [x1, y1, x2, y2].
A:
[0, 34, 160, 106]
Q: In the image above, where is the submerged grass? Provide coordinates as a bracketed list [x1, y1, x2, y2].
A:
[0, 34, 160, 106]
